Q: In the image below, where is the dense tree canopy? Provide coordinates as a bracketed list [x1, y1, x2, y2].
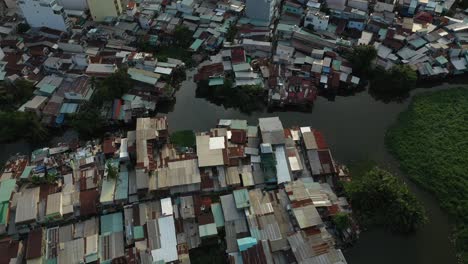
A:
[0, 111, 48, 143]
[386, 88, 468, 261]
[173, 25, 193, 48]
[346, 45, 377, 77]
[70, 103, 105, 139]
[345, 166, 427, 233]
[93, 68, 133, 104]
[370, 65, 417, 97]
[196, 80, 265, 113]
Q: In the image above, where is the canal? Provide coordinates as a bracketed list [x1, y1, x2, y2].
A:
[162, 71, 460, 264]
[0, 70, 462, 264]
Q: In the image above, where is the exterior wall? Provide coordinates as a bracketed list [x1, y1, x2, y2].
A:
[57, 0, 88, 10]
[87, 0, 122, 21]
[347, 20, 365, 31]
[18, 0, 70, 31]
[305, 13, 329, 31]
[245, 0, 277, 23]
[3, 0, 16, 9]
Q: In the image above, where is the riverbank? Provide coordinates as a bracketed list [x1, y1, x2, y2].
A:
[386, 88, 468, 263]
[1, 79, 464, 264]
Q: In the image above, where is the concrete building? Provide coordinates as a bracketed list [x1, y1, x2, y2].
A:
[304, 11, 329, 31]
[2, 0, 16, 9]
[18, 0, 71, 32]
[245, 0, 277, 23]
[87, 0, 122, 22]
[57, 0, 87, 10]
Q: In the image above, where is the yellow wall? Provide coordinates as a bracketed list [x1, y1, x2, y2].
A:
[87, 0, 123, 21]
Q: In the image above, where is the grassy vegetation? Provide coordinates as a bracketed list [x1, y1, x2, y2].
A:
[170, 130, 196, 148]
[345, 166, 427, 233]
[386, 88, 468, 262]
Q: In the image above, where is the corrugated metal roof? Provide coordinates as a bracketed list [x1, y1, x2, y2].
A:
[100, 212, 123, 235]
[0, 179, 16, 203]
[189, 39, 204, 51]
[196, 135, 225, 167]
[208, 77, 224, 86]
[15, 187, 40, 224]
[275, 146, 292, 184]
[211, 203, 225, 227]
[151, 216, 178, 263]
[161, 197, 173, 216]
[59, 103, 78, 114]
[233, 189, 250, 209]
[199, 223, 218, 237]
[114, 171, 128, 201]
[220, 194, 243, 222]
[292, 205, 323, 229]
[237, 237, 257, 251]
[99, 178, 116, 204]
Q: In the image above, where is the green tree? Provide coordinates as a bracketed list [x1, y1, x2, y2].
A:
[94, 68, 132, 103]
[0, 111, 48, 143]
[370, 64, 417, 96]
[70, 103, 105, 139]
[173, 25, 193, 48]
[17, 23, 30, 34]
[226, 23, 238, 42]
[345, 166, 427, 233]
[333, 212, 351, 231]
[106, 163, 118, 180]
[346, 45, 377, 77]
[386, 88, 468, 261]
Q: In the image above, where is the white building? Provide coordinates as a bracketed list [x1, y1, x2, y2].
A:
[57, 0, 88, 10]
[245, 0, 277, 23]
[176, 0, 194, 14]
[18, 0, 71, 32]
[304, 11, 329, 31]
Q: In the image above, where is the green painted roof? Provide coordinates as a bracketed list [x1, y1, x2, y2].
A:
[114, 171, 128, 201]
[208, 77, 224, 86]
[230, 119, 248, 130]
[100, 212, 123, 235]
[85, 253, 98, 263]
[237, 237, 257, 251]
[0, 179, 16, 203]
[232, 63, 251, 72]
[0, 202, 9, 225]
[211, 203, 225, 227]
[45, 258, 57, 264]
[60, 103, 78, 114]
[436, 56, 448, 65]
[233, 189, 250, 209]
[332, 60, 341, 71]
[409, 38, 427, 49]
[277, 23, 295, 32]
[189, 39, 204, 51]
[199, 223, 218, 237]
[39, 84, 57, 95]
[133, 226, 144, 240]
